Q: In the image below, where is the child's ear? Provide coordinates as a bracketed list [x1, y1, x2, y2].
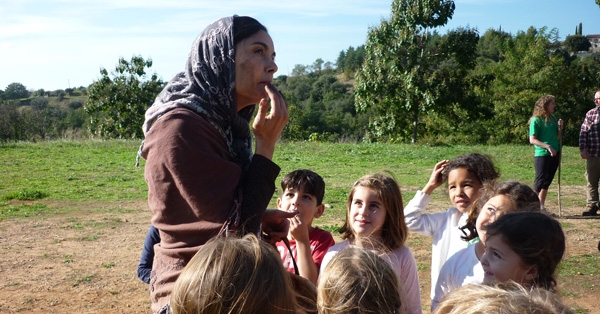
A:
[276, 198, 282, 209]
[524, 265, 539, 282]
[314, 204, 325, 218]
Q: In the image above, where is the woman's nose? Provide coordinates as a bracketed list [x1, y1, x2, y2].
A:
[267, 59, 278, 74]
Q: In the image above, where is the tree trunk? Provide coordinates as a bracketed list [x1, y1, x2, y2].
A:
[412, 109, 418, 144]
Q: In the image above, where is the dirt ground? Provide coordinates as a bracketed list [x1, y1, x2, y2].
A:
[0, 197, 599, 313]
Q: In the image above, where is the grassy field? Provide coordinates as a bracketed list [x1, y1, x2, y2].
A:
[0, 140, 598, 313]
[0, 140, 587, 222]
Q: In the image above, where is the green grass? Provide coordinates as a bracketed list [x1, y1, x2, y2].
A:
[560, 254, 600, 276]
[0, 140, 586, 221]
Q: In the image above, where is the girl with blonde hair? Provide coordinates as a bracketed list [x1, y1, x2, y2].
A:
[171, 234, 314, 314]
[318, 246, 401, 314]
[321, 173, 421, 314]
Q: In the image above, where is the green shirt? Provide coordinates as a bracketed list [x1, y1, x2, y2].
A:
[529, 115, 559, 157]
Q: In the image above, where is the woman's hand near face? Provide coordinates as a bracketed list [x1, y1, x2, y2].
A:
[253, 83, 288, 160]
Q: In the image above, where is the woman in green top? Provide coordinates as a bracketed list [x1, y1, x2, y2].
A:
[528, 95, 562, 212]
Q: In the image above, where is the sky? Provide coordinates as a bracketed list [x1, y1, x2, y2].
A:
[1, 0, 599, 92]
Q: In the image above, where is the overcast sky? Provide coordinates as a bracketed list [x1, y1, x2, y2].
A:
[1, 0, 599, 91]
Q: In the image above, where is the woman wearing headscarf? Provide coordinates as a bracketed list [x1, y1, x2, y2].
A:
[139, 15, 289, 313]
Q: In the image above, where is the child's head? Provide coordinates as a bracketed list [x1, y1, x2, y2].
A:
[481, 212, 565, 290]
[433, 281, 574, 314]
[317, 246, 401, 314]
[171, 234, 298, 314]
[278, 169, 326, 227]
[442, 153, 500, 213]
[339, 173, 408, 251]
[470, 181, 541, 243]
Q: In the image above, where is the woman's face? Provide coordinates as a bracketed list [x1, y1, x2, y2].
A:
[234, 30, 278, 111]
[546, 100, 556, 114]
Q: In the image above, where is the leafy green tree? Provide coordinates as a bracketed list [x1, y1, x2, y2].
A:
[4, 83, 29, 100]
[336, 46, 366, 79]
[0, 101, 22, 141]
[31, 97, 49, 110]
[564, 34, 591, 53]
[311, 58, 324, 75]
[355, 0, 457, 143]
[485, 27, 573, 144]
[85, 56, 164, 139]
[56, 90, 65, 102]
[477, 28, 511, 61]
[68, 100, 83, 110]
[32, 89, 45, 97]
[421, 28, 489, 144]
[291, 64, 309, 77]
[275, 63, 364, 142]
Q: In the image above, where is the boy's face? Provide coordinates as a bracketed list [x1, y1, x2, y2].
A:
[447, 167, 483, 213]
[277, 187, 324, 226]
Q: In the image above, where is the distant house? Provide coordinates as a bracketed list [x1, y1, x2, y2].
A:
[587, 34, 600, 52]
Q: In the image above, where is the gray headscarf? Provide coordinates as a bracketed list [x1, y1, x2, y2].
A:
[137, 15, 254, 170]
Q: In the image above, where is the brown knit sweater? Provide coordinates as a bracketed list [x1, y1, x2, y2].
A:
[142, 108, 280, 313]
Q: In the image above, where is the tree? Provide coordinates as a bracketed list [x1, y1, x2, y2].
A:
[355, 0, 458, 143]
[310, 58, 324, 75]
[486, 27, 573, 144]
[291, 64, 309, 77]
[477, 28, 511, 62]
[564, 34, 591, 53]
[84, 56, 164, 139]
[4, 83, 29, 100]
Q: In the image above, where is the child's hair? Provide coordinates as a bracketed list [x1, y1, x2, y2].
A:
[317, 246, 401, 314]
[484, 211, 565, 291]
[433, 281, 574, 314]
[529, 94, 556, 121]
[338, 173, 408, 252]
[170, 234, 301, 314]
[460, 181, 541, 241]
[441, 153, 500, 185]
[281, 169, 326, 205]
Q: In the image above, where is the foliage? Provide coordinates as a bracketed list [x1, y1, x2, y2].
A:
[336, 45, 366, 79]
[3, 20, 600, 145]
[356, 0, 482, 143]
[482, 27, 596, 146]
[275, 70, 365, 142]
[31, 97, 49, 110]
[4, 82, 29, 100]
[564, 34, 592, 53]
[85, 56, 164, 139]
[477, 28, 511, 62]
[0, 95, 88, 142]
